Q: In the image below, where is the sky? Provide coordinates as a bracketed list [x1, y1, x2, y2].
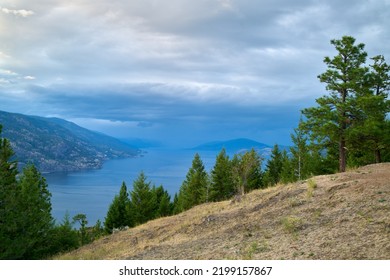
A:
[1, 0, 389, 148]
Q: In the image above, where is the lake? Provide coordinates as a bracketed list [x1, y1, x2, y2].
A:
[45, 148, 218, 225]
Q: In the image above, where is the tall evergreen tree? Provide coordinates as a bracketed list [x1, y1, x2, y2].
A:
[130, 172, 156, 225]
[15, 164, 54, 259]
[1, 162, 55, 259]
[280, 150, 294, 184]
[348, 55, 390, 165]
[104, 181, 133, 233]
[152, 185, 172, 218]
[263, 144, 284, 186]
[302, 36, 368, 172]
[176, 153, 208, 212]
[1, 124, 82, 259]
[0, 124, 18, 259]
[209, 148, 235, 201]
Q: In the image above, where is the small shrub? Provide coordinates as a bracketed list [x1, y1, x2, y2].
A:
[281, 216, 303, 234]
[289, 197, 304, 207]
[306, 179, 317, 198]
[243, 241, 268, 259]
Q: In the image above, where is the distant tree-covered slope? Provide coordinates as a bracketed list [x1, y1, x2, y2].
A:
[0, 110, 140, 172]
[192, 138, 291, 159]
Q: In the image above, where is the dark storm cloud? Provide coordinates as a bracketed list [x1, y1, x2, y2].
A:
[1, 0, 389, 146]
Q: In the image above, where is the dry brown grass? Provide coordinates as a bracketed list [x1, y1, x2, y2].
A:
[56, 163, 390, 260]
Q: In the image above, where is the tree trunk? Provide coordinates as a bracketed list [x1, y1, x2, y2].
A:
[339, 137, 347, 172]
[375, 149, 382, 163]
[339, 89, 348, 173]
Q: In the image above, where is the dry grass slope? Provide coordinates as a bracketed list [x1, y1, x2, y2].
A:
[57, 163, 390, 260]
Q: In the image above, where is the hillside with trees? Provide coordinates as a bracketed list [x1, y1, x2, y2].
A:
[57, 163, 390, 260]
[0, 111, 139, 172]
[1, 35, 389, 259]
[76, 35, 390, 259]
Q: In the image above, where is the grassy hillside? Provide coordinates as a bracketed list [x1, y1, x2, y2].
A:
[57, 163, 390, 260]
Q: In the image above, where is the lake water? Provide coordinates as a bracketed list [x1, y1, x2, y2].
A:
[45, 148, 218, 225]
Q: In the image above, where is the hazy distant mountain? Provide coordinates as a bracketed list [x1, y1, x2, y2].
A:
[193, 138, 271, 153]
[0, 110, 140, 172]
[192, 138, 292, 160]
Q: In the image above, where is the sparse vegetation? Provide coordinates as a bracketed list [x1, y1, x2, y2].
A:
[281, 216, 303, 235]
[289, 196, 304, 207]
[55, 163, 390, 260]
[242, 241, 260, 260]
[306, 179, 317, 198]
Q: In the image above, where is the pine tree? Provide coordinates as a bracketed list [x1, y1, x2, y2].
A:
[104, 181, 133, 233]
[348, 55, 390, 165]
[263, 144, 284, 186]
[15, 164, 54, 259]
[130, 172, 156, 225]
[245, 149, 263, 191]
[50, 212, 79, 254]
[1, 125, 76, 259]
[152, 185, 172, 218]
[0, 124, 19, 259]
[209, 148, 235, 201]
[172, 193, 181, 214]
[280, 150, 294, 184]
[176, 153, 208, 211]
[302, 36, 368, 172]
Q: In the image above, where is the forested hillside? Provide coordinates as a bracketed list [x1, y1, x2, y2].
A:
[0, 111, 139, 172]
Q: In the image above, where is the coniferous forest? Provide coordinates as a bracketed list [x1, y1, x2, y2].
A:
[0, 36, 389, 259]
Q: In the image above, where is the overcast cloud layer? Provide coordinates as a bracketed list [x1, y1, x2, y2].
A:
[1, 0, 389, 147]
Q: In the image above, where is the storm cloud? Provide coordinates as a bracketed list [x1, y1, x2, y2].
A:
[1, 0, 389, 146]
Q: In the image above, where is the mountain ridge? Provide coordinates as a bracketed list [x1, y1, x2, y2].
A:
[0, 110, 140, 172]
[192, 138, 271, 152]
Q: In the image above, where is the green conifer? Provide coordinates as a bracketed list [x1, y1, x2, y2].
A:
[130, 172, 156, 225]
[209, 148, 235, 201]
[18, 164, 54, 258]
[104, 182, 133, 233]
[176, 153, 208, 211]
[263, 144, 284, 186]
